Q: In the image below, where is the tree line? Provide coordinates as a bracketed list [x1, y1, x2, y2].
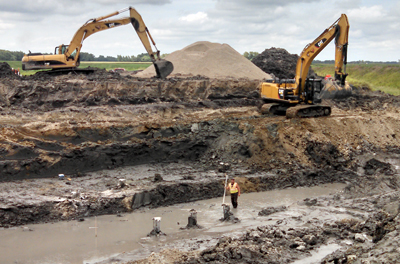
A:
[0, 49, 163, 62]
[313, 60, 399, 64]
[0, 49, 25, 61]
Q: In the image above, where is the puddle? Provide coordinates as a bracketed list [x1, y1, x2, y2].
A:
[291, 242, 343, 264]
[0, 183, 345, 264]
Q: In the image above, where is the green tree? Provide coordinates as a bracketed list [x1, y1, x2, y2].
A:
[243, 51, 259, 61]
[0, 49, 25, 61]
[79, 52, 96, 61]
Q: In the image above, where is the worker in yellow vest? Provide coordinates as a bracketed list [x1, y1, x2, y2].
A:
[226, 178, 241, 208]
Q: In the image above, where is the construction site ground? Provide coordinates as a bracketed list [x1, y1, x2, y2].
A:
[1, 67, 400, 263]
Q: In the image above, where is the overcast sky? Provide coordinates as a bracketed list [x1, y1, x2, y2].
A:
[0, 0, 399, 61]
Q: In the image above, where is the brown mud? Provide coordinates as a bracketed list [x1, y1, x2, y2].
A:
[1, 63, 400, 263]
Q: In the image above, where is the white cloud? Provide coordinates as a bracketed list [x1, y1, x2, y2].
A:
[179, 12, 208, 23]
[0, 0, 399, 61]
[94, 0, 171, 5]
[0, 20, 15, 30]
[347, 5, 390, 23]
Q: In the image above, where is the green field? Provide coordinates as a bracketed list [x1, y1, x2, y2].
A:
[312, 63, 400, 95]
[2, 60, 400, 96]
[0, 61, 152, 76]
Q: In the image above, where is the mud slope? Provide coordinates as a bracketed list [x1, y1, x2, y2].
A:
[2, 66, 400, 263]
[1, 67, 400, 226]
[0, 69, 399, 181]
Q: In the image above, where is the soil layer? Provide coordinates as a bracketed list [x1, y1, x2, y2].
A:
[1, 64, 400, 263]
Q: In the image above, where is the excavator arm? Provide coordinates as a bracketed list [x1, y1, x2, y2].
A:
[295, 14, 349, 97]
[259, 14, 350, 118]
[22, 7, 173, 78]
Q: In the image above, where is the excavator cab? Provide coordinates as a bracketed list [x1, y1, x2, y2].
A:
[55, 45, 68, 55]
[304, 78, 322, 104]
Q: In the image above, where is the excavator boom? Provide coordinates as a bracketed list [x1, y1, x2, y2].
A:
[22, 7, 173, 78]
[295, 14, 349, 97]
[259, 14, 351, 118]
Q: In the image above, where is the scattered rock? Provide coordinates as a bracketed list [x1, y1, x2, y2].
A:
[258, 205, 287, 216]
[154, 173, 163, 182]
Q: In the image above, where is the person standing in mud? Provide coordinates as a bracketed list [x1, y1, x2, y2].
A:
[226, 178, 240, 208]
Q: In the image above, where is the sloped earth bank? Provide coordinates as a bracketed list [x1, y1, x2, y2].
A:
[1, 69, 400, 263]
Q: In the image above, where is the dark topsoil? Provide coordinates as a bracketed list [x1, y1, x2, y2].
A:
[252, 47, 316, 79]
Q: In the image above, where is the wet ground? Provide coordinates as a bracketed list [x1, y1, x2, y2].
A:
[1, 67, 400, 263]
[0, 183, 345, 264]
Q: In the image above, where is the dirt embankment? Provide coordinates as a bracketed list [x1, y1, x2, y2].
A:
[1, 61, 400, 263]
[0, 68, 399, 230]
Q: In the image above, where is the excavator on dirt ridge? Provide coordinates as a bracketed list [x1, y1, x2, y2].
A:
[260, 14, 351, 118]
[21, 7, 174, 78]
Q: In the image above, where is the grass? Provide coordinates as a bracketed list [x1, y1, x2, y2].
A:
[312, 63, 400, 95]
[3, 60, 400, 96]
[0, 61, 152, 76]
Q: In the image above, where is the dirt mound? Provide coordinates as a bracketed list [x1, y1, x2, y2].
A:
[252, 47, 316, 79]
[0, 62, 17, 78]
[329, 86, 400, 111]
[136, 41, 271, 80]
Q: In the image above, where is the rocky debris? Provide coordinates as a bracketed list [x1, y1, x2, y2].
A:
[173, 196, 400, 264]
[363, 158, 394, 175]
[220, 204, 240, 223]
[329, 85, 400, 111]
[136, 41, 271, 80]
[258, 205, 287, 216]
[252, 47, 316, 79]
[303, 198, 318, 206]
[153, 173, 163, 182]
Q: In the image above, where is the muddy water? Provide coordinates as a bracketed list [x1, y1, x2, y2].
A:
[0, 183, 345, 264]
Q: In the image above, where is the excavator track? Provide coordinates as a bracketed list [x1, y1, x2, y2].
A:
[261, 103, 288, 116]
[286, 105, 331, 118]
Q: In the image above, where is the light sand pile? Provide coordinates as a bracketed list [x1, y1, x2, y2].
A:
[135, 41, 271, 80]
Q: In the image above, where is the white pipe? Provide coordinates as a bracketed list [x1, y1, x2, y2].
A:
[222, 173, 228, 205]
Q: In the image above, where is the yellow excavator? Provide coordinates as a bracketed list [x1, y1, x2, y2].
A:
[21, 7, 173, 78]
[260, 14, 351, 118]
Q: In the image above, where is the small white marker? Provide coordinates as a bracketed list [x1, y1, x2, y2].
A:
[89, 216, 98, 237]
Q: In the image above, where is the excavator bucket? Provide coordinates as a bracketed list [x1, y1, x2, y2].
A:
[319, 78, 352, 99]
[154, 59, 174, 79]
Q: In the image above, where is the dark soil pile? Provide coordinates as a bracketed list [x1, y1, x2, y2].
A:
[252, 47, 316, 79]
[329, 85, 400, 111]
[0, 62, 17, 78]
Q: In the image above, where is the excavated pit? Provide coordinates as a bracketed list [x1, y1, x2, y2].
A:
[1, 62, 400, 263]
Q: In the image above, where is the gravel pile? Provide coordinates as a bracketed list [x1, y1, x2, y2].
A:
[136, 41, 271, 80]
